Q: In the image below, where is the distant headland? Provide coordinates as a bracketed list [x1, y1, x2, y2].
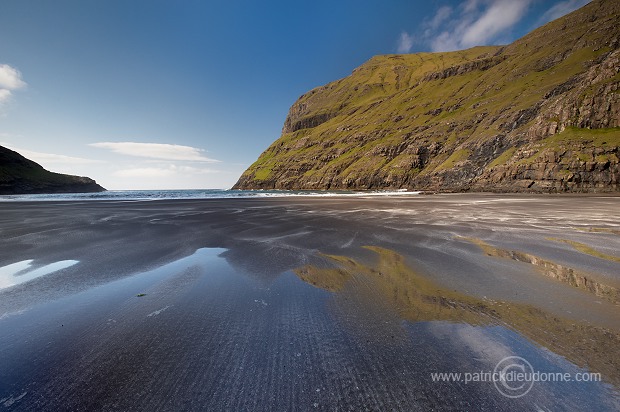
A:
[0, 145, 105, 195]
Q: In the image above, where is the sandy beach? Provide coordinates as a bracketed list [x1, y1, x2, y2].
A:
[1, 193, 619, 410]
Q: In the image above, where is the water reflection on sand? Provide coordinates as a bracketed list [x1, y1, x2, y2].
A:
[295, 246, 620, 391]
[0, 259, 78, 289]
[3, 245, 617, 410]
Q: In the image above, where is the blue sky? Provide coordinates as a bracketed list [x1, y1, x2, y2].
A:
[0, 0, 590, 190]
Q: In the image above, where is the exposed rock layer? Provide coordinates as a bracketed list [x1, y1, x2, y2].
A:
[0, 146, 105, 195]
[235, 0, 620, 192]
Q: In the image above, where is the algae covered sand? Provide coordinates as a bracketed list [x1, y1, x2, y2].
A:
[0, 194, 619, 410]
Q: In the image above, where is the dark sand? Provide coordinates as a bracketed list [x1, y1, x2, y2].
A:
[1, 194, 619, 410]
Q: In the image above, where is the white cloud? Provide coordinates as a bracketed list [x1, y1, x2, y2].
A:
[0, 89, 11, 105]
[0, 64, 26, 90]
[21, 150, 101, 165]
[538, 0, 591, 26]
[90, 142, 220, 162]
[420, 0, 534, 52]
[0, 64, 26, 106]
[461, 0, 531, 48]
[174, 165, 220, 175]
[114, 167, 176, 178]
[429, 6, 453, 30]
[113, 164, 220, 178]
[397, 31, 415, 54]
[1, 143, 102, 166]
[430, 32, 460, 53]
[463, 0, 481, 14]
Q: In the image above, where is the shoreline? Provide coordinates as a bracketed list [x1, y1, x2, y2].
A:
[2, 189, 619, 203]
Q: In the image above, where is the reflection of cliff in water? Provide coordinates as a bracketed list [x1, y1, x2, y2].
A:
[294, 246, 620, 388]
[458, 236, 620, 304]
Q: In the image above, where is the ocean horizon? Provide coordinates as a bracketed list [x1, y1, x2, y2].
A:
[0, 188, 421, 202]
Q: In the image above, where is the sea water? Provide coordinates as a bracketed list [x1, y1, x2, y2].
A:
[0, 189, 420, 202]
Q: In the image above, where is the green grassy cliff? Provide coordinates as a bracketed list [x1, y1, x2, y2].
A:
[0, 146, 105, 195]
[234, 0, 620, 192]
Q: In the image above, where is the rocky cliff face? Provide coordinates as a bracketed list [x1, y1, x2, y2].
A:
[0, 146, 105, 195]
[234, 0, 620, 193]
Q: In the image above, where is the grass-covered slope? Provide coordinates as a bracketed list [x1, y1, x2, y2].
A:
[234, 0, 620, 192]
[0, 146, 105, 195]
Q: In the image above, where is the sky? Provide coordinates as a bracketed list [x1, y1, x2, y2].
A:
[0, 0, 591, 190]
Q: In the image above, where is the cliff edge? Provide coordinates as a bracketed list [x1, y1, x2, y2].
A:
[235, 0, 620, 192]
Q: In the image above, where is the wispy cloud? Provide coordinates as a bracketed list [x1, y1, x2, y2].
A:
[419, 0, 534, 52]
[461, 1, 531, 47]
[0, 64, 27, 105]
[538, 0, 591, 26]
[114, 167, 176, 178]
[396, 5, 455, 54]
[397, 31, 415, 54]
[1, 144, 102, 165]
[0, 89, 11, 104]
[90, 142, 220, 162]
[429, 5, 453, 30]
[113, 164, 220, 178]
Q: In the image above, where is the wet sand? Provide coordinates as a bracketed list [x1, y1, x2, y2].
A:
[1, 193, 619, 410]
